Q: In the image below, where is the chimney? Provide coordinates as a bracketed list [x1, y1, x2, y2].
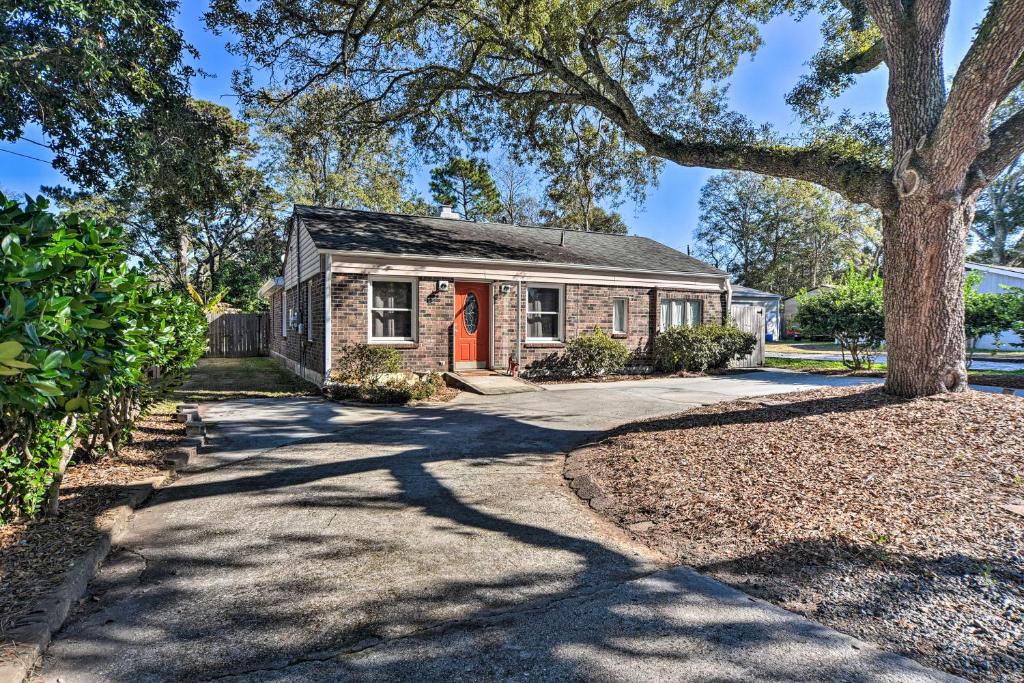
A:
[438, 205, 462, 220]
[559, 230, 565, 246]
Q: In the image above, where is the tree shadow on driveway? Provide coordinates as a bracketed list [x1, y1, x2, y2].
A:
[40, 389, 952, 682]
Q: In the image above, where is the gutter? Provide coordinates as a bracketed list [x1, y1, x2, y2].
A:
[314, 247, 730, 285]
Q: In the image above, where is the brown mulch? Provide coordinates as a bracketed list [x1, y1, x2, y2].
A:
[569, 386, 1024, 681]
[0, 413, 182, 632]
[531, 368, 756, 384]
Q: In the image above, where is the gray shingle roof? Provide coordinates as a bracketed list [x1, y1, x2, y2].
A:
[731, 284, 782, 299]
[295, 205, 725, 277]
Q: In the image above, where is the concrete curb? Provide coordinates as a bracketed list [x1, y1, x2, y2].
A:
[0, 414, 202, 683]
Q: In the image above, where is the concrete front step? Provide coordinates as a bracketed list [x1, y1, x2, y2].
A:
[443, 371, 541, 395]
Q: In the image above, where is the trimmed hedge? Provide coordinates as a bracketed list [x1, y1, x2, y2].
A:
[562, 327, 631, 377]
[653, 324, 756, 373]
[331, 343, 402, 384]
[1, 195, 206, 522]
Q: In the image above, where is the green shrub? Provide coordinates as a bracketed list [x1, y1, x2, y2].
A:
[332, 344, 402, 384]
[964, 272, 1021, 362]
[562, 327, 630, 377]
[795, 271, 883, 369]
[1, 193, 207, 522]
[654, 324, 756, 373]
[362, 373, 444, 404]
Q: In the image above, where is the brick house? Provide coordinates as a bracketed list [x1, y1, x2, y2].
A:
[259, 205, 734, 383]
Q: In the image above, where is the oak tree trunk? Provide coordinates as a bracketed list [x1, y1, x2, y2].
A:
[883, 194, 973, 397]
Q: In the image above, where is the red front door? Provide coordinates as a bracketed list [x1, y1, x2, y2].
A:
[454, 282, 490, 369]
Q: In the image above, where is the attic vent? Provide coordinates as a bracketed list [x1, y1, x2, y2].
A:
[438, 205, 462, 220]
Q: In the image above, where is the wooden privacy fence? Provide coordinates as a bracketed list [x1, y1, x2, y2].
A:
[729, 303, 766, 368]
[205, 313, 269, 357]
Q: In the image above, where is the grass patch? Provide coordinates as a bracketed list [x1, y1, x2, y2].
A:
[768, 340, 1024, 360]
[764, 356, 1024, 389]
[172, 357, 319, 402]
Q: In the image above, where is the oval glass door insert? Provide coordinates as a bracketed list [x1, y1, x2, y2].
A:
[464, 292, 479, 334]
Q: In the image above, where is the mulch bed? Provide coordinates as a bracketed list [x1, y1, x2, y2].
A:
[531, 368, 756, 384]
[0, 412, 182, 633]
[568, 386, 1024, 681]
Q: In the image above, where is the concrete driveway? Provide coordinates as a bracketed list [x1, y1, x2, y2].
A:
[40, 371, 954, 682]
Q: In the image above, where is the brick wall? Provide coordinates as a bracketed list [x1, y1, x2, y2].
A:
[325, 272, 726, 376]
[268, 275, 325, 381]
[330, 273, 454, 374]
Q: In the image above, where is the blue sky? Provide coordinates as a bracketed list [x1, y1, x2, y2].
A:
[0, 2, 987, 253]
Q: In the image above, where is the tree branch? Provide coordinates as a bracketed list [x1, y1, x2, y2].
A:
[933, 0, 1024, 186]
[968, 107, 1024, 192]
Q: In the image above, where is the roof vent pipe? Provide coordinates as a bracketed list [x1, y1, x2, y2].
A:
[438, 205, 462, 220]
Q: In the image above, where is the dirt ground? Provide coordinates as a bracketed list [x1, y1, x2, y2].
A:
[0, 413, 182, 632]
[568, 385, 1024, 681]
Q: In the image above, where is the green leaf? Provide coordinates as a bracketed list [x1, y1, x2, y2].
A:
[31, 381, 62, 396]
[0, 358, 35, 369]
[82, 318, 111, 329]
[41, 350, 66, 371]
[7, 288, 25, 320]
[0, 340, 23, 360]
[64, 396, 88, 412]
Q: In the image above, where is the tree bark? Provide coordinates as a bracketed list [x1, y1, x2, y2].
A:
[883, 195, 974, 397]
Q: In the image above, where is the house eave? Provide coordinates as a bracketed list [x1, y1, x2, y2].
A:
[258, 276, 284, 299]
[315, 247, 729, 285]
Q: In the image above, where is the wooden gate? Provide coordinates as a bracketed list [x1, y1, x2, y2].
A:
[205, 313, 269, 357]
[730, 303, 765, 367]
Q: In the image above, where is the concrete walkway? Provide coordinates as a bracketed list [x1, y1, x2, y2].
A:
[40, 372, 956, 682]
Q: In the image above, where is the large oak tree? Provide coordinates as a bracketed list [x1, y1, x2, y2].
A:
[208, 0, 1024, 397]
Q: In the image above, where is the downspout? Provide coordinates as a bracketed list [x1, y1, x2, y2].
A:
[324, 254, 332, 378]
[516, 278, 523, 371]
[724, 278, 733, 323]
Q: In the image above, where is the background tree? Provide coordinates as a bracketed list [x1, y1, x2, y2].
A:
[795, 271, 886, 370]
[209, 0, 1024, 397]
[493, 160, 542, 224]
[696, 172, 882, 296]
[536, 114, 651, 233]
[56, 99, 284, 300]
[1, 0, 193, 189]
[250, 85, 424, 212]
[429, 158, 501, 221]
[968, 87, 1024, 266]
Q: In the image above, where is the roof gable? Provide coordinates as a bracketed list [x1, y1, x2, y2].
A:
[294, 205, 725, 277]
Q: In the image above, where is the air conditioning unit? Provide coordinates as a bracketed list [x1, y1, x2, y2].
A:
[438, 280, 451, 291]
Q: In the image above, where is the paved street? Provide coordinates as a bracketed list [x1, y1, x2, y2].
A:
[41, 372, 955, 682]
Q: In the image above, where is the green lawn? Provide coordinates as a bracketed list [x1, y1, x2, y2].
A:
[763, 356, 1024, 389]
[170, 357, 319, 403]
[767, 340, 1024, 360]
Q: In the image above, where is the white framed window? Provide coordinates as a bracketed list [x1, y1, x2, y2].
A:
[281, 293, 288, 337]
[526, 284, 563, 341]
[306, 281, 314, 341]
[612, 298, 628, 334]
[369, 277, 417, 342]
[660, 299, 703, 332]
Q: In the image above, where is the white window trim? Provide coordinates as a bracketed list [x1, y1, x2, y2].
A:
[368, 276, 418, 343]
[660, 298, 703, 332]
[525, 282, 564, 342]
[612, 297, 628, 334]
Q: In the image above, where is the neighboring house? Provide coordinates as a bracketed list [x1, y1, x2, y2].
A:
[965, 261, 1024, 348]
[782, 285, 836, 338]
[259, 205, 732, 383]
[731, 285, 782, 342]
